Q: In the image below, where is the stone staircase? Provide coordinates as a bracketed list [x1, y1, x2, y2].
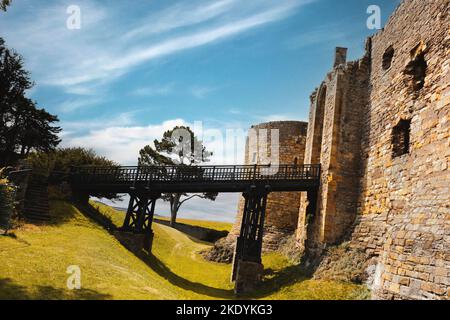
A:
[23, 175, 51, 223]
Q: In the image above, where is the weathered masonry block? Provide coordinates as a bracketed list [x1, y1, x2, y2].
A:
[334, 47, 348, 68]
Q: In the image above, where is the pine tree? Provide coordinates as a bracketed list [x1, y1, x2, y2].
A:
[0, 0, 11, 12]
[0, 37, 61, 166]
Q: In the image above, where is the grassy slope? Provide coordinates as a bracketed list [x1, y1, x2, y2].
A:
[0, 201, 369, 300]
[156, 216, 233, 232]
[90, 201, 233, 232]
[0, 201, 183, 299]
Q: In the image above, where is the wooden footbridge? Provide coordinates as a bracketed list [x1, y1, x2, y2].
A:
[69, 164, 321, 293]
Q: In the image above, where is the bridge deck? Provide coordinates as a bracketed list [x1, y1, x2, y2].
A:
[70, 164, 321, 193]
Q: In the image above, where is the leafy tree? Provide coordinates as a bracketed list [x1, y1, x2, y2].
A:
[0, 37, 61, 166]
[0, 0, 11, 11]
[28, 147, 120, 200]
[138, 126, 217, 226]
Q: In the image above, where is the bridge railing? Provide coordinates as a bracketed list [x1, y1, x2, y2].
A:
[70, 164, 321, 185]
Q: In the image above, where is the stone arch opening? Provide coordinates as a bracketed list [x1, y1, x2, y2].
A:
[311, 85, 327, 164]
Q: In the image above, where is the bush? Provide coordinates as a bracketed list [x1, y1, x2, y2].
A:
[0, 178, 16, 233]
[27, 147, 120, 200]
[28, 147, 118, 175]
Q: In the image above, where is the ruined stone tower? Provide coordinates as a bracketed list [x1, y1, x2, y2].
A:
[296, 0, 449, 300]
[229, 121, 308, 250]
[296, 45, 370, 251]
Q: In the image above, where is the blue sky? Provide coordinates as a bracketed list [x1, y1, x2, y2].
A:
[0, 0, 400, 221]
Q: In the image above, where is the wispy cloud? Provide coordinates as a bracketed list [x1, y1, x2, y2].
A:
[258, 112, 307, 122]
[123, 0, 237, 40]
[0, 0, 312, 95]
[105, 1, 304, 73]
[285, 23, 348, 50]
[60, 111, 137, 131]
[190, 85, 218, 99]
[131, 83, 175, 97]
[58, 97, 104, 113]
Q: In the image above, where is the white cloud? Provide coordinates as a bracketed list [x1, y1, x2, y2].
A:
[62, 117, 248, 166]
[62, 119, 187, 165]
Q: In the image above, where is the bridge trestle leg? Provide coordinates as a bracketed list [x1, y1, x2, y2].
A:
[122, 191, 160, 251]
[231, 185, 270, 296]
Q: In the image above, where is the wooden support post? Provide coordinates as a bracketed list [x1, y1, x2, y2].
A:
[121, 191, 160, 252]
[122, 191, 160, 236]
[232, 185, 270, 295]
[122, 193, 138, 231]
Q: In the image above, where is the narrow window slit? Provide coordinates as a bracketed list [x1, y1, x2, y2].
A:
[392, 119, 411, 158]
[382, 46, 394, 70]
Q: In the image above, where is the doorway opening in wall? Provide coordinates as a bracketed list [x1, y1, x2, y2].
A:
[392, 119, 411, 158]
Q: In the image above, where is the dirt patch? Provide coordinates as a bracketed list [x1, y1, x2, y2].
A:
[201, 237, 235, 263]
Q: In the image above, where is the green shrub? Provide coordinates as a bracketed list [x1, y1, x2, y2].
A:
[27, 147, 120, 200]
[28, 147, 118, 175]
[0, 178, 16, 233]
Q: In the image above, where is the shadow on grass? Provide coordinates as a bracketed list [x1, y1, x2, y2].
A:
[25, 200, 115, 229]
[45, 200, 79, 226]
[0, 278, 112, 300]
[73, 201, 117, 231]
[154, 219, 228, 244]
[252, 264, 308, 299]
[138, 248, 310, 300]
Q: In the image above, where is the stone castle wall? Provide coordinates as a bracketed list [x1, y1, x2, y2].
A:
[351, 0, 450, 300]
[229, 121, 308, 250]
[295, 0, 449, 300]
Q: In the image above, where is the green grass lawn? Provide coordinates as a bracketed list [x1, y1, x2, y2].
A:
[0, 201, 369, 300]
